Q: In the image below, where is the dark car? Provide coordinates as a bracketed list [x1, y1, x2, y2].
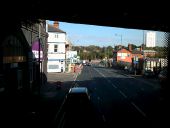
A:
[87, 62, 91, 66]
[60, 87, 95, 127]
[158, 67, 168, 88]
[65, 87, 91, 108]
[143, 70, 155, 78]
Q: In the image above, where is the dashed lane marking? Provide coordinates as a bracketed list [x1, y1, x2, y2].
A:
[119, 90, 128, 99]
[131, 102, 147, 118]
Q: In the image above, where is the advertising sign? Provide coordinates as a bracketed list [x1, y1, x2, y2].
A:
[32, 40, 43, 61]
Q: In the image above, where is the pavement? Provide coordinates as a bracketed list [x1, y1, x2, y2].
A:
[32, 70, 82, 127]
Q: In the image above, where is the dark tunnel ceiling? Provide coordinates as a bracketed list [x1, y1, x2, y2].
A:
[2, 1, 169, 32]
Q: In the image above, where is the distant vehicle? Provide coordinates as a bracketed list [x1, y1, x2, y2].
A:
[87, 62, 91, 66]
[82, 60, 86, 66]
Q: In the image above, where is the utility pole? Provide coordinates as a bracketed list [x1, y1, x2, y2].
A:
[120, 35, 122, 46]
[38, 23, 41, 94]
[142, 30, 146, 74]
[115, 34, 122, 46]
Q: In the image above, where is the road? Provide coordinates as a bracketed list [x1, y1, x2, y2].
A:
[1, 66, 167, 128]
[56, 65, 165, 128]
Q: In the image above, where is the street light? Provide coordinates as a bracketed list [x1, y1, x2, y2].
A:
[115, 34, 122, 47]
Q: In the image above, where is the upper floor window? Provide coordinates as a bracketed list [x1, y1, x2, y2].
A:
[55, 34, 58, 38]
[54, 45, 58, 52]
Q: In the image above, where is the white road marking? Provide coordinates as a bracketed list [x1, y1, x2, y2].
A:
[119, 90, 127, 99]
[74, 73, 78, 81]
[112, 84, 118, 89]
[94, 68, 106, 78]
[58, 112, 66, 128]
[102, 115, 106, 122]
[131, 102, 147, 118]
[94, 68, 149, 121]
[95, 68, 119, 90]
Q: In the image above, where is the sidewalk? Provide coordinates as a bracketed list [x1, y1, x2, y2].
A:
[41, 68, 82, 96]
[31, 72, 80, 127]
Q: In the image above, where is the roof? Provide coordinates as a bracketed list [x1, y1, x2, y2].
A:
[69, 87, 88, 94]
[48, 24, 66, 33]
[142, 50, 157, 53]
[132, 50, 143, 54]
[117, 48, 131, 53]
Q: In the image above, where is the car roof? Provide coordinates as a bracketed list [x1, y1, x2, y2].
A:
[69, 87, 88, 94]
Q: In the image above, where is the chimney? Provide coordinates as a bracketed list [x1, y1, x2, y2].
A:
[128, 43, 132, 51]
[53, 21, 59, 28]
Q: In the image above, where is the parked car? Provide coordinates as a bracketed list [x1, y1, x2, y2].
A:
[143, 70, 154, 78]
[158, 67, 168, 88]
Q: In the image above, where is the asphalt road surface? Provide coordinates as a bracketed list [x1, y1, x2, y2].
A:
[55, 65, 166, 128]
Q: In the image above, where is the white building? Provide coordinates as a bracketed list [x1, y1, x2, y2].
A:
[47, 21, 66, 72]
[146, 31, 156, 47]
[66, 51, 78, 64]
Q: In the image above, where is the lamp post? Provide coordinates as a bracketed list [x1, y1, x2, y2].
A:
[115, 34, 123, 62]
[142, 30, 146, 75]
[115, 34, 122, 47]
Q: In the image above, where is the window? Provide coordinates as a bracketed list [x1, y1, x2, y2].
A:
[49, 65, 59, 69]
[54, 45, 58, 52]
[117, 53, 122, 57]
[55, 34, 58, 38]
[73, 60, 77, 63]
[122, 53, 127, 57]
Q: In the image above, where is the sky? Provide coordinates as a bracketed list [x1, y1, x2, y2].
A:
[48, 20, 166, 47]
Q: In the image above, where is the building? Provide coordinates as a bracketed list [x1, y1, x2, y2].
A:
[22, 20, 48, 90]
[113, 48, 132, 64]
[0, 19, 48, 95]
[47, 21, 66, 72]
[66, 51, 78, 64]
[146, 31, 156, 47]
[65, 39, 72, 51]
[142, 50, 157, 57]
[66, 51, 79, 72]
